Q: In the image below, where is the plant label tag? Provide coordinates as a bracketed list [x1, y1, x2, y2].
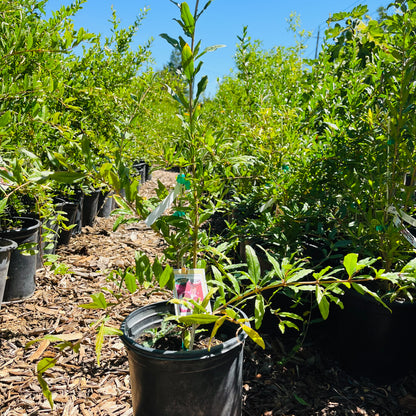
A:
[173, 268, 211, 315]
[392, 215, 416, 248]
[145, 182, 182, 226]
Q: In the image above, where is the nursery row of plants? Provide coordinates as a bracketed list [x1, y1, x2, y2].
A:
[1, 0, 416, 414]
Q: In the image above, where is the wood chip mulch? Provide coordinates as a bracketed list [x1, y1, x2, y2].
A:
[1, 170, 416, 415]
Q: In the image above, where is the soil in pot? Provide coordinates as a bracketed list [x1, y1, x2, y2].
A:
[137, 321, 224, 351]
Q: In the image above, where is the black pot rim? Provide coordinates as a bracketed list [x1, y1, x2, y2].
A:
[0, 238, 18, 252]
[0, 216, 41, 236]
[120, 300, 248, 361]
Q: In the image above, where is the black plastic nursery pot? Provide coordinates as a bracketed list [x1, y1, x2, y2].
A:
[82, 189, 101, 227]
[120, 301, 248, 416]
[57, 200, 78, 246]
[0, 217, 41, 302]
[97, 191, 115, 218]
[0, 238, 17, 309]
[72, 190, 84, 235]
[327, 289, 416, 383]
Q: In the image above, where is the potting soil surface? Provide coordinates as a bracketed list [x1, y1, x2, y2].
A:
[1, 170, 416, 416]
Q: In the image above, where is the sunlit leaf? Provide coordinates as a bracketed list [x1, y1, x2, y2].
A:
[241, 324, 265, 349]
[180, 2, 195, 36]
[181, 43, 194, 81]
[177, 314, 219, 325]
[158, 264, 173, 288]
[246, 245, 260, 285]
[343, 253, 358, 278]
[254, 294, 265, 329]
[315, 286, 330, 320]
[38, 373, 54, 409]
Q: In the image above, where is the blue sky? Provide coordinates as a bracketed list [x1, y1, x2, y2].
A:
[45, 0, 390, 96]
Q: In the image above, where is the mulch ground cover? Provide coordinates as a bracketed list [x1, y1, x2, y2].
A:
[1, 170, 416, 416]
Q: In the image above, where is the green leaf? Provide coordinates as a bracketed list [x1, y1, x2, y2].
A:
[241, 324, 265, 349]
[209, 315, 226, 348]
[246, 245, 261, 285]
[180, 2, 195, 36]
[177, 314, 219, 325]
[343, 253, 358, 278]
[96, 322, 105, 366]
[294, 393, 310, 406]
[181, 43, 194, 81]
[0, 197, 8, 215]
[254, 294, 265, 330]
[124, 270, 137, 294]
[158, 264, 173, 288]
[37, 357, 56, 375]
[79, 293, 107, 309]
[196, 44, 226, 60]
[48, 171, 85, 184]
[196, 75, 208, 101]
[351, 283, 390, 311]
[315, 286, 330, 320]
[26, 32, 33, 49]
[102, 326, 123, 336]
[160, 33, 180, 50]
[201, 287, 217, 309]
[38, 373, 54, 409]
[0, 110, 12, 127]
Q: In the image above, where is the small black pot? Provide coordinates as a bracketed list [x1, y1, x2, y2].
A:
[0, 238, 17, 308]
[97, 191, 115, 218]
[57, 200, 78, 246]
[120, 301, 248, 416]
[82, 189, 100, 227]
[0, 217, 41, 301]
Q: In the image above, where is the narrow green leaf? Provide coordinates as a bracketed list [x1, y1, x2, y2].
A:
[38, 373, 54, 409]
[180, 2, 195, 36]
[181, 43, 194, 81]
[196, 44, 226, 60]
[0, 197, 8, 215]
[241, 324, 265, 349]
[48, 171, 85, 184]
[79, 292, 107, 309]
[124, 270, 137, 294]
[0, 110, 12, 127]
[37, 357, 56, 375]
[198, 0, 212, 18]
[246, 245, 261, 284]
[196, 75, 208, 101]
[209, 315, 226, 348]
[351, 283, 390, 311]
[254, 294, 265, 330]
[160, 33, 180, 50]
[96, 322, 105, 366]
[177, 314, 219, 325]
[224, 308, 238, 320]
[158, 264, 173, 288]
[201, 287, 217, 309]
[315, 287, 330, 320]
[294, 393, 310, 406]
[102, 326, 123, 336]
